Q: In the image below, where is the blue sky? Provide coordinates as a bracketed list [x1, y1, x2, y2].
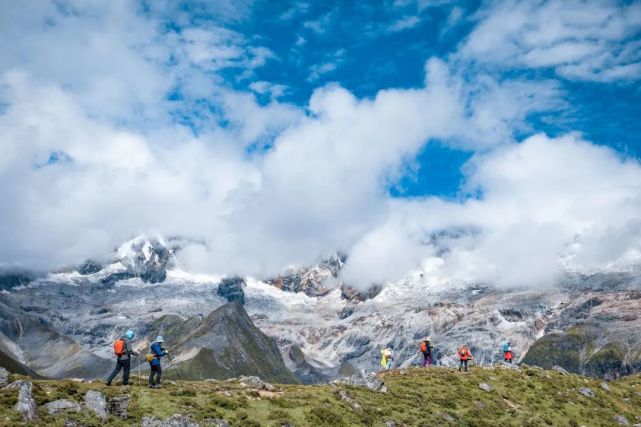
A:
[154, 0, 641, 198]
[2, 0, 641, 286]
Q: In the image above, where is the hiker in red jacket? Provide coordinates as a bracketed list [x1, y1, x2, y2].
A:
[458, 345, 473, 372]
[503, 342, 514, 363]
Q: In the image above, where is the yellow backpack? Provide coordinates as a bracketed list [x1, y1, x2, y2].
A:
[145, 353, 155, 363]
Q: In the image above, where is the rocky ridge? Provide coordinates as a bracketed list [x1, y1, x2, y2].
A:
[0, 235, 641, 382]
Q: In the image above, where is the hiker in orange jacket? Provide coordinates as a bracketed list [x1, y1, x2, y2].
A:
[458, 345, 473, 372]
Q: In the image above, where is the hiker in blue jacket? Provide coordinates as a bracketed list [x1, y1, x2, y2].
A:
[148, 336, 168, 388]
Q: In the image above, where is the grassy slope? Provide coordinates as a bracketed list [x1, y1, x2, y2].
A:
[2, 365, 641, 426]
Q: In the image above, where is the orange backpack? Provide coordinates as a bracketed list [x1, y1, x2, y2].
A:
[420, 341, 427, 352]
[114, 338, 125, 356]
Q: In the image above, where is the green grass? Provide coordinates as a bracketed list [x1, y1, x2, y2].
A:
[2, 366, 641, 426]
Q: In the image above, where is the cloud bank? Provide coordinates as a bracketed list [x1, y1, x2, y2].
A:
[1, 0, 640, 291]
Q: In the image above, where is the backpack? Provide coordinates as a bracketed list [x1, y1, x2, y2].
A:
[420, 341, 427, 353]
[114, 338, 125, 356]
[145, 353, 156, 363]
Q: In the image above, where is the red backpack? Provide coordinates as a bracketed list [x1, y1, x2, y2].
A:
[114, 338, 125, 356]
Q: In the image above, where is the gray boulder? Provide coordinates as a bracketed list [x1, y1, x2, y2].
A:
[332, 369, 387, 392]
[108, 395, 129, 419]
[600, 382, 611, 392]
[498, 362, 521, 371]
[479, 383, 493, 392]
[63, 419, 87, 427]
[0, 366, 8, 387]
[579, 387, 594, 398]
[202, 419, 231, 427]
[6, 380, 38, 421]
[338, 390, 361, 410]
[142, 414, 200, 426]
[553, 365, 570, 375]
[44, 399, 82, 415]
[614, 415, 630, 426]
[84, 390, 108, 421]
[238, 376, 276, 391]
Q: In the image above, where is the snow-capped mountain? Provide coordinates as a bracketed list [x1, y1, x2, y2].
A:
[267, 253, 345, 297]
[1, 234, 641, 382]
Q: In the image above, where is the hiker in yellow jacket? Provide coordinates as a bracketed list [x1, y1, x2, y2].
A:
[380, 346, 394, 370]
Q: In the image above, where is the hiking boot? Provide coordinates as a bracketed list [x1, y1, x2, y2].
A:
[147, 384, 156, 388]
[105, 382, 111, 386]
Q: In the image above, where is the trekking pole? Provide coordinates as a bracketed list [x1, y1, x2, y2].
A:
[137, 354, 141, 386]
[165, 353, 181, 381]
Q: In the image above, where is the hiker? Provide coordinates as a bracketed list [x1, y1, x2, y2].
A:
[503, 342, 513, 363]
[147, 335, 168, 388]
[458, 345, 473, 372]
[106, 330, 139, 386]
[380, 346, 394, 370]
[420, 337, 433, 367]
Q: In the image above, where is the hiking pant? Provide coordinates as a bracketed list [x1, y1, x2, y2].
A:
[107, 359, 131, 385]
[458, 360, 468, 371]
[149, 364, 162, 386]
[422, 355, 433, 367]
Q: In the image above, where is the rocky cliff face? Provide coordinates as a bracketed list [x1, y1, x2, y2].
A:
[522, 288, 641, 378]
[148, 301, 298, 383]
[267, 254, 345, 297]
[0, 300, 111, 379]
[216, 277, 246, 305]
[111, 235, 176, 283]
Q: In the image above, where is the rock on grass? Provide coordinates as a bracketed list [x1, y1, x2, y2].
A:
[579, 387, 594, 398]
[479, 383, 493, 392]
[338, 390, 361, 410]
[6, 380, 37, 421]
[141, 414, 200, 426]
[332, 369, 387, 392]
[613, 415, 629, 425]
[84, 390, 108, 421]
[108, 395, 129, 419]
[238, 376, 276, 391]
[44, 399, 82, 415]
[0, 367, 8, 387]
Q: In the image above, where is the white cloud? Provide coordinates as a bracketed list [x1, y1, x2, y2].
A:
[307, 49, 347, 81]
[294, 35, 307, 47]
[1, 42, 546, 275]
[303, 10, 335, 35]
[1, 0, 640, 296]
[249, 81, 287, 99]
[342, 134, 641, 289]
[440, 6, 464, 37]
[459, 0, 641, 81]
[388, 15, 421, 32]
